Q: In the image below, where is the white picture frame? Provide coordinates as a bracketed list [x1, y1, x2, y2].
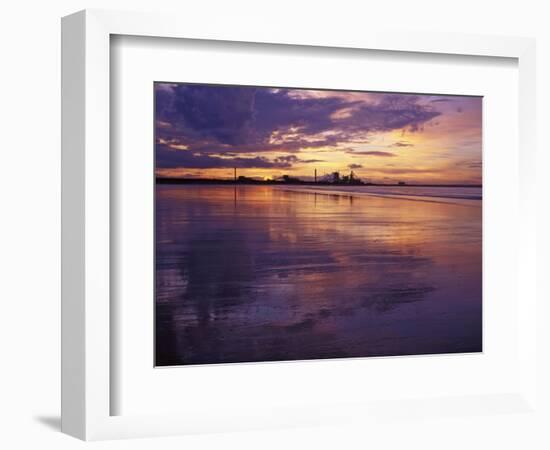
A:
[61, 9, 538, 441]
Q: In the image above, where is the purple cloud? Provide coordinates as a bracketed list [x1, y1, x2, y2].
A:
[390, 141, 414, 148]
[155, 83, 442, 170]
[156, 144, 324, 169]
[347, 151, 397, 157]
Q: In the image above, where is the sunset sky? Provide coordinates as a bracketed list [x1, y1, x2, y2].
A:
[155, 83, 482, 185]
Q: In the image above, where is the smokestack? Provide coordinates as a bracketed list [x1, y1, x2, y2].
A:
[234, 167, 237, 182]
[314, 168, 317, 183]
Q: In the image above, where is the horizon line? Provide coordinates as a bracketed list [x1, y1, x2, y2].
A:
[155, 176, 482, 188]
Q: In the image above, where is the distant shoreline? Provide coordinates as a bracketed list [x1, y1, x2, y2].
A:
[155, 177, 482, 189]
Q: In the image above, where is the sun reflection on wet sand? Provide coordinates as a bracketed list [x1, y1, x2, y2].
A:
[155, 185, 482, 366]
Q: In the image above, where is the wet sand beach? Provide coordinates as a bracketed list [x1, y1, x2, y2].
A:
[155, 184, 482, 366]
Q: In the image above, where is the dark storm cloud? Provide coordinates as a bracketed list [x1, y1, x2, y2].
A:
[172, 85, 256, 146]
[156, 144, 323, 169]
[156, 84, 350, 153]
[155, 84, 442, 168]
[336, 94, 440, 134]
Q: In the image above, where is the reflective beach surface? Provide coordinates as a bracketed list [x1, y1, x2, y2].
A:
[155, 185, 482, 366]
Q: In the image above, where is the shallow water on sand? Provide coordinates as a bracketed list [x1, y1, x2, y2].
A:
[155, 185, 482, 366]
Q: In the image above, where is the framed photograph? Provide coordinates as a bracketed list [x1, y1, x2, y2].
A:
[153, 82, 484, 367]
[62, 9, 538, 440]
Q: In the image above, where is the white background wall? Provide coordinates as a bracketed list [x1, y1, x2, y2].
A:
[0, 1, 548, 448]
